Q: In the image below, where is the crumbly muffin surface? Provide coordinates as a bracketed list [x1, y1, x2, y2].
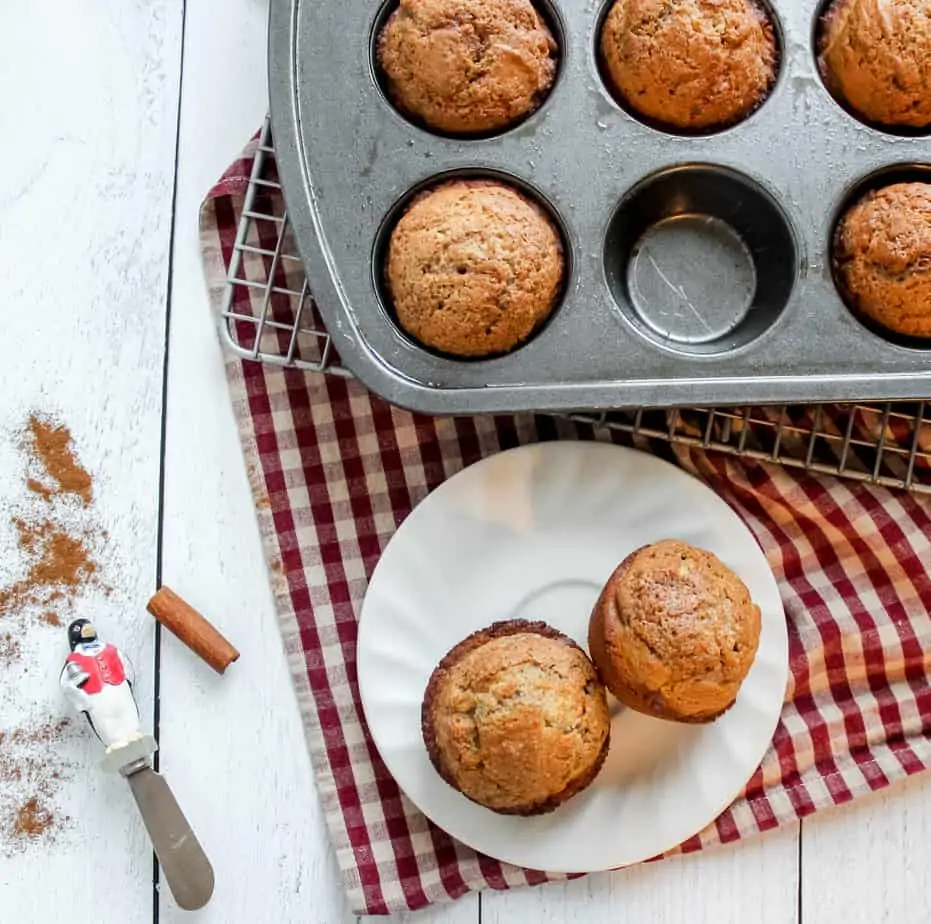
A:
[422, 620, 610, 814]
[818, 0, 931, 129]
[386, 180, 564, 357]
[599, 0, 778, 131]
[834, 182, 931, 339]
[589, 540, 761, 722]
[377, 0, 558, 135]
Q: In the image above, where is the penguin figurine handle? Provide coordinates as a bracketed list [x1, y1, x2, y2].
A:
[59, 618, 157, 773]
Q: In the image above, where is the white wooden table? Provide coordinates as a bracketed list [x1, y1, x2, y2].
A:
[2, 2, 931, 922]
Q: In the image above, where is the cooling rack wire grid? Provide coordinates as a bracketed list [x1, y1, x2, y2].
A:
[219, 118, 931, 496]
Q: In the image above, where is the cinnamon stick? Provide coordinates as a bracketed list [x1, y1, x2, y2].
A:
[147, 586, 239, 674]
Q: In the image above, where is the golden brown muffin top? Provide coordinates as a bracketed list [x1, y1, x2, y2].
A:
[834, 182, 931, 338]
[818, 0, 931, 129]
[601, 540, 760, 719]
[599, 0, 777, 131]
[423, 621, 610, 814]
[377, 0, 558, 135]
[386, 180, 564, 357]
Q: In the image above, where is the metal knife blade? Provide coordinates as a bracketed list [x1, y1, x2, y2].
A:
[126, 766, 215, 911]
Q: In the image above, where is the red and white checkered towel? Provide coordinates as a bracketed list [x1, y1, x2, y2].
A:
[199, 134, 931, 916]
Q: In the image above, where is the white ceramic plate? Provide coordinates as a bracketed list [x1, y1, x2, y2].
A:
[357, 442, 787, 872]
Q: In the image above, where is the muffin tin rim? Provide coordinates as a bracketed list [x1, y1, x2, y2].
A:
[270, 0, 931, 413]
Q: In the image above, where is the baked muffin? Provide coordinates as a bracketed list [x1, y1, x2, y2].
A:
[376, 0, 558, 135]
[386, 180, 564, 357]
[588, 540, 761, 723]
[833, 182, 931, 339]
[818, 0, 931, 129]
[599, 0, 778, 132]
[422, 620, 611, 815]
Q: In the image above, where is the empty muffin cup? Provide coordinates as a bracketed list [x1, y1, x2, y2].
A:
[604, 166, 797, 355]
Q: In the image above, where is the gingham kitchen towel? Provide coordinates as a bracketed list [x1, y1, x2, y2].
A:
[199, 133, 931, 916]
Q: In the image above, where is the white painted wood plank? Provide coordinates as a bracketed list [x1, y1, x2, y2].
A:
[159, 3, 476, 923]
[483, 827, 799, 924]
[358, 899, 480, 924]
[802, 776, 931, 924]
[0, 1, 182, 921]
[160, 3, 479, 919]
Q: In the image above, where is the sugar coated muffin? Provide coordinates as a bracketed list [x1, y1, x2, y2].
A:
[377, 0, 558, 135]
[421, 620, 611, 815]
[833, 181, 931, 339]
[588, 540, 761, 723]
[599, 0, 778, 132]
[818, 0, 931, 129]
[386, 179, 564, 357]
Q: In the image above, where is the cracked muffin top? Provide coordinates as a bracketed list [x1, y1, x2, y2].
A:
[588, 540, 761, 723]
[421, 620, 611, 815]
[834, 182, 931, 339]
[376, 0, 558, 135]
[818, 0, 931, 129]
[599, 0, 778, 132]
[385, 180, 564, 357]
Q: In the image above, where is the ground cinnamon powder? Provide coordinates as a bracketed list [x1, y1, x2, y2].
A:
[0, 633, 20, 666]
[1, 416, 92, 851]
[12, 798, 54, 838]
[0, 417, 99, 621]
[26, 416, 92, 505]
[1, 719, 72, 850]
[0, 520, 97, 618]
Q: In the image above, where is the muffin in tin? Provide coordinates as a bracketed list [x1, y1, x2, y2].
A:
[385, 179, 564, 358]
[588, 540, 761, 723]
[599, 0, 778, 132]
[376, 0, 558, 136]
[818, 0, 931, 130]
[421, 619, 611, 815]
[833, 181, 931, 340]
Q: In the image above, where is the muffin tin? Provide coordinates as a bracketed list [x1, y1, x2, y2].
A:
[268, 0, 931, 414]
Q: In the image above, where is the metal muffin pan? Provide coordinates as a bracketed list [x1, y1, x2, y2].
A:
[268, 0, 931, 414]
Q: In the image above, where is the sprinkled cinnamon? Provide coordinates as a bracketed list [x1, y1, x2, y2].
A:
[0, 633, 20, 666]
[12, 798, 54, 838]
[1, 718, 73, 852]
[26, 417, 92, 505]
[26, 479, 53, 502]
[0, 520, 97, 618]
[0, 415, 88, 854]
[0, 416, 100, 622]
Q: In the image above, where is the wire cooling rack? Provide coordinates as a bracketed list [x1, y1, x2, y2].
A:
[219, 118, 931, 495]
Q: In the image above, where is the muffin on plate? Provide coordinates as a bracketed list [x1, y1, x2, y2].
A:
[833, 182, 931, 339]
[421, 619, 611, 815]
[386, 179, 564, 357]
[599, 0, 778, 132]
[818, 0, 931, 130]
[588, 540, 761, 723]
[376, 0, 558, 136]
